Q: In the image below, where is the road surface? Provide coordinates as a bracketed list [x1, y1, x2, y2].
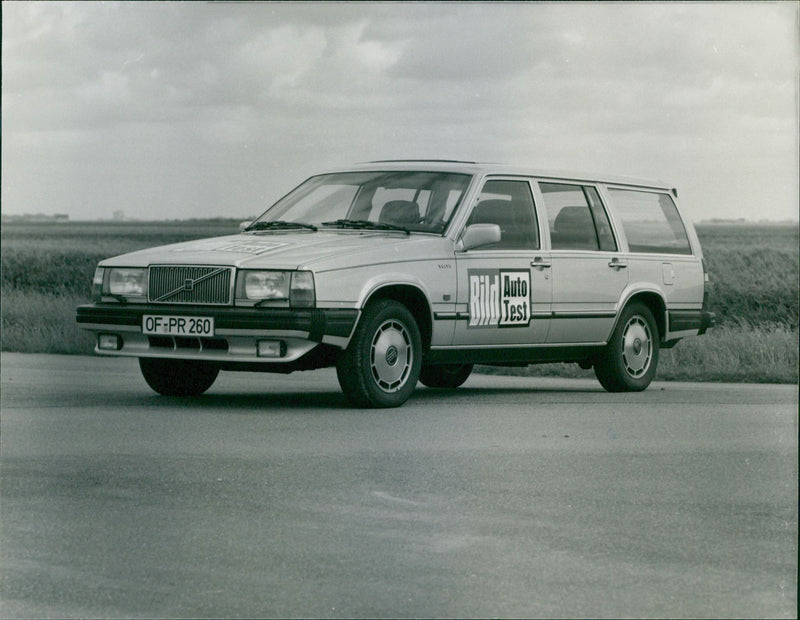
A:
[1, 353, 797, 618]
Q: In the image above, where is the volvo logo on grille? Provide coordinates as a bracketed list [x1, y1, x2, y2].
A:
[184, 279, 195, 292]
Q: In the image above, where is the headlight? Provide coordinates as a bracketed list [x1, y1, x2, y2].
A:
[237, 270, 315, 308]
[243, 271, 290, 300]
[107, 268, 147, 297]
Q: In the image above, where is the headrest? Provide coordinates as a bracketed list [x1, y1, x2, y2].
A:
[554, 206, 593, 231]
[379, 200, 419, 225]
[469, 199, 511, 225]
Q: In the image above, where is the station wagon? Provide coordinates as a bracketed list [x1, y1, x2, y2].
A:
[77, 161, 715, 407]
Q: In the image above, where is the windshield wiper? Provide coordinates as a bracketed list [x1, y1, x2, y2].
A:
[321, 219, 410, 235]
[245, 220, 318, 232]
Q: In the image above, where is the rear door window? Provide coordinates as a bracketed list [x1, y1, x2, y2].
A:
[539, 183, 616, 251]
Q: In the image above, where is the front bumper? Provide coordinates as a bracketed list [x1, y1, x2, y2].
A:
[76, 303, 358, 363]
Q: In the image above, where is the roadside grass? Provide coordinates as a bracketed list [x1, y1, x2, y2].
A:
[703, 247, 798, 326]
[696, 223, 799, 326]
[2, 220, 798, 384]
[657, 322, 798, 383]
[2, 248, 103, 296]
[1, 289, 94, 354]
[479, 322, 798, 384]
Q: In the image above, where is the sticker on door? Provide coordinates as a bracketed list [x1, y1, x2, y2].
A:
[468, 268, 531, 328]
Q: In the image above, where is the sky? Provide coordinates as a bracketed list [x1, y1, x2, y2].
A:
[2, 1, 798, 222]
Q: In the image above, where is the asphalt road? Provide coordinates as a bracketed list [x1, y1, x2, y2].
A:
[1, 352, 797, 618]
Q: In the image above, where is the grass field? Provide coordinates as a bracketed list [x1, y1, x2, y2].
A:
[2, 219, 797, 383]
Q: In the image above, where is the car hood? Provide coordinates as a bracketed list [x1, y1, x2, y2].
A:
[100, 230, 454, 270]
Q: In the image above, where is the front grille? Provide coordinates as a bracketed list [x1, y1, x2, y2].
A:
[148, 265, 233, 305]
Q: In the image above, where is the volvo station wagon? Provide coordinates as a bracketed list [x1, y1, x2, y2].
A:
[77, 160, 715, 407]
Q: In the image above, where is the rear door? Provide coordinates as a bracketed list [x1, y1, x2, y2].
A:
[605, 186, 704, 334]
[535, 181, 628, 344]
[453, 178, 551, 346]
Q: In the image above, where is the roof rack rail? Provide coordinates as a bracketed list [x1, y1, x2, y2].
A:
[364, 159, 478, 164]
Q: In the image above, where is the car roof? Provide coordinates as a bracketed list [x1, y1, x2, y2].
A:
[320, 160, 672, 191]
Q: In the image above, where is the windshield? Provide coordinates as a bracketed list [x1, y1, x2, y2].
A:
[251, 171, 473, 234]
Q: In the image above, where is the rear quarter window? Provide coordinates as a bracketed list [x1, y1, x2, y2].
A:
[609, 189, 692, 255]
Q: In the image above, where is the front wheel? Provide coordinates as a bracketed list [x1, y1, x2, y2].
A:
[139, 358, 219, 396]
[594, 302, 659, 392]
[336, 300, 422, 408]
[419, 363, 473, 389]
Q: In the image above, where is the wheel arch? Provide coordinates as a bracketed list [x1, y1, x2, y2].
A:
[360, 284, 433, 352]
[615, 290, 667, 342]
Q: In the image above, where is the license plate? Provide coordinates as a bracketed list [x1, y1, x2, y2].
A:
[143, 315, 214, 336]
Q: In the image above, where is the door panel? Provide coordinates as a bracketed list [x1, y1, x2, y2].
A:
[452, 178, 551, 346]
[453, 253, 552, 345]
[536, 181, 628, 344]
[547, 252, 627, 343]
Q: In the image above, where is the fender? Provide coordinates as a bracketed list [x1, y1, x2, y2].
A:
[356, 271, 433, 309]
[348, 273, 436, 348]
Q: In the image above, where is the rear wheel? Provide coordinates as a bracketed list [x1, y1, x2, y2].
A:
[594, 302, 659, 392]
[139, 358, 219, 396]
[336, 300, 422, 408]
[419, 363, 473, 389]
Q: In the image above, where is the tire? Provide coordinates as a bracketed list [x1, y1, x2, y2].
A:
[594, 302, 659, 392]
[336, 299, 422, 408]
[139, 358, 219, 396]
[419, 363, 473, 389]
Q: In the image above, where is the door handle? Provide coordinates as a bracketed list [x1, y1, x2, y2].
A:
[531, 257, 551, 269]
[608, 258, 628, 270]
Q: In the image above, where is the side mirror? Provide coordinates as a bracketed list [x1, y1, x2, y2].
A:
[458, 223, 501, 251]
[239, 221, 252, 232]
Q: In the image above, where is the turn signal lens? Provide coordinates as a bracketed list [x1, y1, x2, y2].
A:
[290, 271, 315, 308]
[91, 267, 105, 301]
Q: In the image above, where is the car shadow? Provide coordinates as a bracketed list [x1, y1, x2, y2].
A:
[154, 390, 352, 411]
[135, 381, 608, 413]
